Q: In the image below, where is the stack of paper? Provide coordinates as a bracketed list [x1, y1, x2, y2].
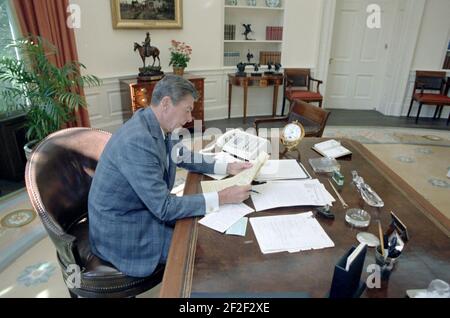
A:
[250, 179, 335, 212]
[255, 160, 311, 181]
[198, 203, 254, 233]
[249, 212, 335, 254]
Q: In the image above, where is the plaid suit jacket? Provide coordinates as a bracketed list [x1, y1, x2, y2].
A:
[88, 107, 215, 277]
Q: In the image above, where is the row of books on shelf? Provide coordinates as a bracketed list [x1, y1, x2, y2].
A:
[224, 51, 241, 66]
[224, 24, 236, 40]
[259, 51, 281, 65]
[266, 26, 283, 40]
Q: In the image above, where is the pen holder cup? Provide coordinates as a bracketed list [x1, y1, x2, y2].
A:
[375, 245, 400, 280]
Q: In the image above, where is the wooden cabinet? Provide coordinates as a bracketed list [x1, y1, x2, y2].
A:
[122, 75, 205, 130]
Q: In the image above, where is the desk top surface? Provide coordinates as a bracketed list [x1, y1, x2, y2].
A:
[160, 138, 450, 298]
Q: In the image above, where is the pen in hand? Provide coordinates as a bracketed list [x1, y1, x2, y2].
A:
[249, 189, 261, 194]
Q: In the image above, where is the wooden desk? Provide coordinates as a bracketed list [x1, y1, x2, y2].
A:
[228, 74, 283, 123]
[160, 139, 450, 298]
[121, 75, 205, 131]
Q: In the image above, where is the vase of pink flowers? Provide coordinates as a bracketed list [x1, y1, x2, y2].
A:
[169, 40, 192, 76]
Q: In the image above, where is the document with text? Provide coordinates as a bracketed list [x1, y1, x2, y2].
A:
[255, 160, 311, 181]
[249, 212, 335, 254]
[250, 179, 335, 212]
[198, 203, 254, 233]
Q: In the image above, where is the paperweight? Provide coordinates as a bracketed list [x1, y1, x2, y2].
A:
[356, 232, 379, 247]
[345, 208, 371, 228]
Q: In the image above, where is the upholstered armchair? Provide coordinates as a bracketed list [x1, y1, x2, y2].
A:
[281, 68, 323, 116]
[25, 128, 164, 298]
[407, 71, 450, 123]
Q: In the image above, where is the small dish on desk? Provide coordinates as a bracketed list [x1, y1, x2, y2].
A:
[345, 208, 371, 228]
[356, 232, 379, 247]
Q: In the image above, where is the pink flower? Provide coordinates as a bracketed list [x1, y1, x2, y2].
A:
[169, 39, 192, 68]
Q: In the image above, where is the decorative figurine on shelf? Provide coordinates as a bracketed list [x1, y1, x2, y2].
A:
[134, 32, 163, 82]
[246, 50, 254, 63]
[251, 63, 262, 77]
[236, 62, 247, 77]
[264, 61, 274, 75]
[242, 24, 255, 40]
[274, 63, 283, 76]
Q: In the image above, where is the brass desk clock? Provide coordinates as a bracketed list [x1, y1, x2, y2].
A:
[280, 120, 305, 160]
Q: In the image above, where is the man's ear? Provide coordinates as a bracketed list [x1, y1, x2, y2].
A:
[161, 96, 171, 111]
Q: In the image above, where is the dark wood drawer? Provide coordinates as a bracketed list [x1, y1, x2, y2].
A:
[124, 75, 205, 130]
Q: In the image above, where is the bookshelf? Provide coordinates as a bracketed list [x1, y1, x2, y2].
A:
[223, 0, 285, 67]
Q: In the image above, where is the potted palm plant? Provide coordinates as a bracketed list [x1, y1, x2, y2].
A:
[0, 36, 101, 159]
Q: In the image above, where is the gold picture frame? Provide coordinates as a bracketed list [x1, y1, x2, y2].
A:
[111, 0, 182, 29]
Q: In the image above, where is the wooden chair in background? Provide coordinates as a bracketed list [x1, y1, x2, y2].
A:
[407, 71, 450, 123]
[281, 68, 323, 116]
[254, 99, 331, 137]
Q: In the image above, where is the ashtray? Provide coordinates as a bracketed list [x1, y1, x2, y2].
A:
[357, 232, 379, 247]
[345, 208, 371, 228]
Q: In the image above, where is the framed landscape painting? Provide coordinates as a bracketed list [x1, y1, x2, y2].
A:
[111, 0, 182, 29]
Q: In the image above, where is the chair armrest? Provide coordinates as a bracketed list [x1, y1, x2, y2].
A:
[309, 77, 323, 84]
[309, 77, 323, 93]
[254, 116, 288, 135]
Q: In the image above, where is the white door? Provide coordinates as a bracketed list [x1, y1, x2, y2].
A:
[325, 0, 395, 110]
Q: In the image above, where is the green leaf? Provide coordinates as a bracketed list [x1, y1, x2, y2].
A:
[0, 35, 100, 142]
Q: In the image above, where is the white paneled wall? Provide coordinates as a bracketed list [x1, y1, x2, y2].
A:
[85, 69, 288, 132]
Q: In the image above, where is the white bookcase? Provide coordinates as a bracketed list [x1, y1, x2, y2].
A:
[223, 0, 285, 67]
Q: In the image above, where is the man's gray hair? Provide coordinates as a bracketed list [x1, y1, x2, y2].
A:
[151, 74, 198, 106]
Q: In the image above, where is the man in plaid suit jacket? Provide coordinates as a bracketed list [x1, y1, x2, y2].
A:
[88, 75, 252, 277]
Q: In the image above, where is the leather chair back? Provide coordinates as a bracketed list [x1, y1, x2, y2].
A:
[25, 128, 111, 267]
[284, 68, 311, 90]
[288, 100, 331, 137]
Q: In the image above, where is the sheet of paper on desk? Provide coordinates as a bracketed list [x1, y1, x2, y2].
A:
[255, 160, 311, 181]
[225, 217, 248, 236]
[204, 152, 243, 180]
[250, 179, 335, 212]
[198, 204, 254, 233]
[201, 152, 269, 193]
[249, 212, 335, 254]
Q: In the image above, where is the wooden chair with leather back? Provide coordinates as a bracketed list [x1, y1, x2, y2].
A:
[25, 128, 164, 298]
[407, 71, 450, 123]
[254, 99, 331, 137]
[281, 68, 323, 116]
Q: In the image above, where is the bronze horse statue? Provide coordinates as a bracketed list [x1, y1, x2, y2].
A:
[134, 42, 160, 68]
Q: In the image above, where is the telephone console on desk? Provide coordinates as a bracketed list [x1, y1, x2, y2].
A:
[205, 129, 271, 161]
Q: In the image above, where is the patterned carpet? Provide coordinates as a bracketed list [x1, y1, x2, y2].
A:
[0, 125, 449, 298]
